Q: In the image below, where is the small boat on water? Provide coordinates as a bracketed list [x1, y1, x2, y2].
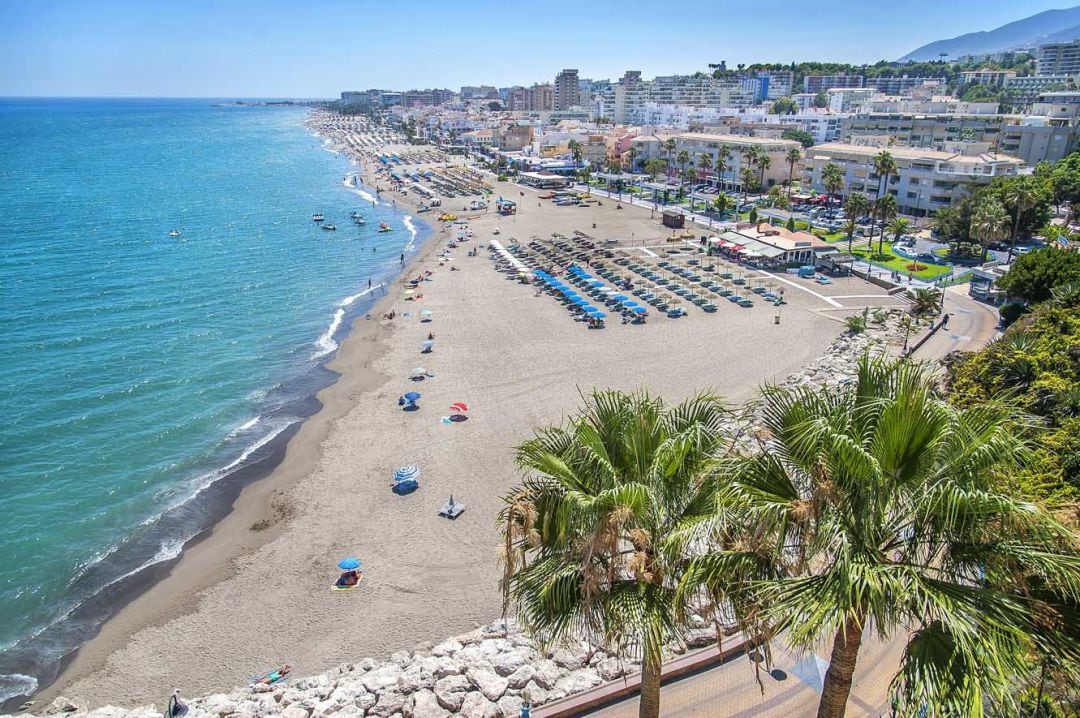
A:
[354, 216, 366, 225]
[349, 211, 361, 219]
[378, 222, 392, 232]
[322, 223, 337, 231]
[312, 213, 324, 222]
[168, 229, 182, 237]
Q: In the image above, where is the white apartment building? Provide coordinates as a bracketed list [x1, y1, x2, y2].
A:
[804, 143, 1022, 217]
[828, 88, 876, 113]
[959, 69, 1017, 87]
[672, 133, 803, 188]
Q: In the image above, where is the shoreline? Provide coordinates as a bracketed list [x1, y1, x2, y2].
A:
[20, 118, 442, 709]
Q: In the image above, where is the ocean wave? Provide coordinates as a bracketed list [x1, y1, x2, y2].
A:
[312, 308, 344, 358]
[403, 216, 418, 251]
[341, 172, 382, 205]
[339, 286, 376, 308]
[225, 416, 261, 440]
[0, 673, 37, 704]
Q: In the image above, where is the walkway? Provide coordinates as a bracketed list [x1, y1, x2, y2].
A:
[910, 285, 1000, 361]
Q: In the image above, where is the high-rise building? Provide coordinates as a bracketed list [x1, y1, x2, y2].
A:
[506, 86, 529, 111]
[1038, 40, 1080, 76]
[868, 75, 946, 95]
[804, 74, 864, 93]
[554, 69, 580, 110]
[528, 83, 555, 112]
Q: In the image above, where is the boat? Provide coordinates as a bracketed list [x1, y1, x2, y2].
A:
[312, 213, 324, 222]
[322, 223, 337, 231]
[354, 216, 366, 225]
[168, 229, 181, 237]
[349, 211, 361, 219]
[378, 222, 392, 232]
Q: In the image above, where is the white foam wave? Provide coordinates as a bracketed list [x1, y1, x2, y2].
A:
[226, 416, 261, 440]
[312, 307, 345, 358]
[339, 285, 376, 308]
[0, 673, 37, 703]
[403, 216, 418, 251]
[341, 172, 383, 205]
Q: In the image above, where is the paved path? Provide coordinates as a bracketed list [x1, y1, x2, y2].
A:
[583, 632, 905, 718]
[910, 285, 1000, 361]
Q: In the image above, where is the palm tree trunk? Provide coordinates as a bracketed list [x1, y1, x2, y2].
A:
[638, 650, 662, 718]
[816, 615, 865, 718]
[1007, 212, 1021, 264]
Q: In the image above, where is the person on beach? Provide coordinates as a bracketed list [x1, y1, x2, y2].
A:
[254, 666, 291, 685]
[400, 252, 405, 266]
[368, 278, 372, 289]
[166, 689, 188, 718]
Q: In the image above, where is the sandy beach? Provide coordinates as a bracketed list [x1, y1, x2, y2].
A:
[39, 114, 907, 708]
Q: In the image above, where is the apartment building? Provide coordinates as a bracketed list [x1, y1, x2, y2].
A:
[506, 86, 529, 111]
[1006, 75, 1076, 104]
[804, 143, 1022, 216]
[1038, 40, 1080, 76]
[527, 83, 555, 112]
[959, 69, 1017, 87]
[804, 74, 864, 93]
[672, 133, 803, 188]
[867, 76, 947, 95]
[554, 69, 580, 110]
[828, 88, 876, 112]
[752, 70, 795, 99]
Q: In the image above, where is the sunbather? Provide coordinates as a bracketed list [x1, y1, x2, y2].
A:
[254, 665, 291, 685]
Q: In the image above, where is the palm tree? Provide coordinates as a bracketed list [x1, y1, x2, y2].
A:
[755, 153, 772, 195]
[716, 145, 732, 191]
[740, 167, 756, 208]
[844, 194, 869, 253]
[1002, 178, 1038, 263]
[872, 150, 897, 201]
[680, 356, 1080, 718]
[822, 163, 844, 209]
[887, 217, 911, 245]
[785, 147, 803, 199]
[873, 194, 897, 255]
[910, 286, 942, 315]
[741, 146, 762, 196]
[567, 139, 583, 167]
[663, 138, 677, 180]
[712, 193, 731, 218]
[676, 150, 691, 196]
[500, 390, 730, 718]
[625, 145, 639, 173]
[696, 152, 713, 183]
[972, 199, 1011, 262]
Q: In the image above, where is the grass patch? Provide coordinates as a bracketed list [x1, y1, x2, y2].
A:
[848, 242, 952, 280]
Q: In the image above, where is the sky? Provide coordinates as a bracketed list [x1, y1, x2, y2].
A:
[0, 0, 1072, 97]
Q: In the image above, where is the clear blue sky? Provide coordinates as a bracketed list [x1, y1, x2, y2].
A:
[0, 0, 1070, 97]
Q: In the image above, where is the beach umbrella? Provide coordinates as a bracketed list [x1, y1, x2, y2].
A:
[411, 367, 426, 377]
[394, 465, 420, 481]
[623, 300, 639, 307]
[633, 307, 647, 314]
[404, 391, 421, 402]
[590, 280, 605, 288]
[612, 294, 628, 301]
[450, 402, 468, 413]
[338, 557, 362, 571]
[591, 312, 608, 319]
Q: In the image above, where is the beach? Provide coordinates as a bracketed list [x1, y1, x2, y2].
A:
[38, 113, 907, 708]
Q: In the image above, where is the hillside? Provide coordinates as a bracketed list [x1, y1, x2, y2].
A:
[899, 5, 1080, 62]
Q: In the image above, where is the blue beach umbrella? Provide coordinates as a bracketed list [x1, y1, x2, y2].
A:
[590, 280, 604, 287]
[338, 557, 362, 571]
[394, 465, 420, 481]
[404, 391, 421, 402]
[591, 312, 607, 319]
[633, 307, 647, 314]
[612, 294, 628, 301]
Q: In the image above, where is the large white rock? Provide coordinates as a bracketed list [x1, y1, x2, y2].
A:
[553, 668, 602, 696]
[476, 639, 511, 657]
[505, 665, 534, 690]
[550, 647, 586, 670]
[529, 659, 562, 690]
[457, 692, 500, 718]
[361, 665, 403, 694]
[405, 691, 447, 718]
[595, 656, 628, 682]
[432, 675, 470, 712]
[326, 706, 366, 718]
[389, 651, 412, 667]
[465, 668, 508, 703]
[87, 708, 132, 718]
[367, 691, 404, 718]
[281, 704, 312, 718]
[429, 639, 462, 658]
[44, 697, 87, 715]
[683, 628, 716, 648]
[396, 665, 433, 693]
[521, 682, 549, 707]
[491, 649, 530, 677]
[496, 694, 524, 718]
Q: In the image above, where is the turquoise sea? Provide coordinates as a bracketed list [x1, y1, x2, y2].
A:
[0, 98, 428, 704]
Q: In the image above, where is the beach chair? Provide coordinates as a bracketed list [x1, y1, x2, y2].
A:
[438, 495, 466, 519]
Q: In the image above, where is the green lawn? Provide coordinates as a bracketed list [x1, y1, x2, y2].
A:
[847, 243, 953, 280]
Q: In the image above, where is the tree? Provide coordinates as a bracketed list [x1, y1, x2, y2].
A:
[782, 128, 815, 148]
[771, 96, 798, 115]
[715, 145, 732, 189]
[786, 216, 797, 232]
[873, 194, 897, 254]
[768, 184, 791, 210]
[1002, 177, 1039, 263]
[785, 147, 803, 198]
[812, 89, 829, 108]
[676, 150, 691, 185]
[712, 193, 732, 217]
[500, 390, 731, 718]
[740, 167, 757, 206]
[643, 158, 666, 182]
[844, 194, 870, 253]
[997, 247, 1080, 304]
[742, 146, 762, 193]
[625, 145, 639, 172]
[971, 199, 1010, 263]
[696, 151, 713, 182]
[755, 152, 772, 194]
[888, 217, 911, 244]
[910, 286, 942, 316]
[1049, 151, 1080, 225]
[821, 162, 844, 207]
[681, 356, 1080, 718]
[663, 138, 677, 179]
[872, 150, 897, 201]
[567, 139, 583, 166]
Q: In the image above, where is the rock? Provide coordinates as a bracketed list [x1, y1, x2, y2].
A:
[329, 686, 368, 707]
[529, 659, 562, 690]
[358, 658, 378, 671]
[282, 705, 313, 718]
[88, 707, 133, 718]
[595, 657, 627, 682]
[405, 691, 447, 718]
[399, 665, 434, 693]
[368, 692, 404, 718]
[389, 651, 412, 667]
[327, 707, 366, 718]
[521, 682, 549, 707]
[361, 665, 403, 693]
[553, 668, 602, 696]
[688, 613, 707, 629]
[253, 684, 274, 694]
[456, 693, 499, 718]
[423, 656, 461, 679]
[127, 708, 162, 718]
[430, 639, 462, 657]
[296, 675, 332, 692]
[44, 697, 86, 715]
[491, 649, 529, 677]
[312, 699, 338, 718]
[465, 668, 508, 702]
[505, 665, 534, 690]
[477, 638, 511, 657]
[479, 620, 508, 638]
[496, 695, 524, 718]
[355, 694, 377, 713]
[550, 647, 586, 670]
[684, 628, 716, 648]
[432, 675, 470, 712]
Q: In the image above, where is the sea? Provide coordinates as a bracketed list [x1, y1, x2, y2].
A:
[0, 98, 429, 705]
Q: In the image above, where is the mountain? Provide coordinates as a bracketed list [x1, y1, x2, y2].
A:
[898, 5, 1080, 62]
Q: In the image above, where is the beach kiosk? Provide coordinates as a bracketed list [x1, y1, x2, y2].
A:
[495, 197, 517, 215]
[662, 209, 685, 230]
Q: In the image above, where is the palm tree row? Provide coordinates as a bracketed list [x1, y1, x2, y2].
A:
[501, 357, 1080, 718]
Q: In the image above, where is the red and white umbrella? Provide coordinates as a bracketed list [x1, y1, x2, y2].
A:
[450, 402, 469, 413]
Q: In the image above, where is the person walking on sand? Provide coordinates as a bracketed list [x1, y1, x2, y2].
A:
[400, 252, 405, 266]
[368, 278, 372, 289]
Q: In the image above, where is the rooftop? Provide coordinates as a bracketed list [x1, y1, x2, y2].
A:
[810, 142, 1023, 165]
[672, 132, 801, 148]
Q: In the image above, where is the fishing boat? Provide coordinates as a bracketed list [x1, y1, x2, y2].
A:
[312, 213, 324, 222]
[378, 222, 392, 232]
[353, 216, 366, 225]
[322, 223, 337, 231]
[168, 229, 182, 237]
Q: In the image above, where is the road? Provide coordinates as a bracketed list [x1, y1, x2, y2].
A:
[909, 285, 1000, 361]
[583, 632, 905, 718]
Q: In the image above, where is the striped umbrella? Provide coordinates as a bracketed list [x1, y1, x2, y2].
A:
[394, 465, 420, 482]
